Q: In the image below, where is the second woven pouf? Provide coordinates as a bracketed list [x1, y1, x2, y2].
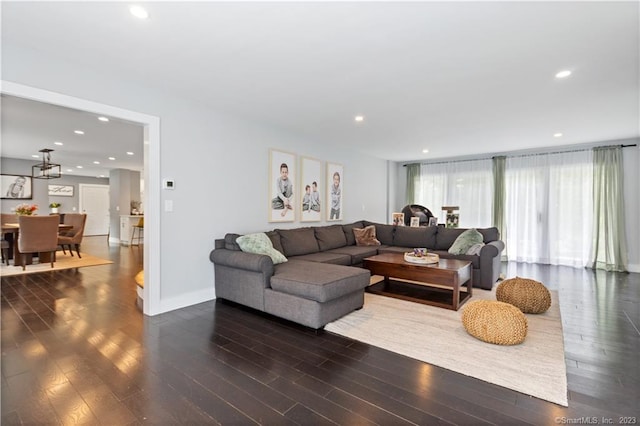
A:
[462, 300, 528, 345]
[496, 277, 551, 314]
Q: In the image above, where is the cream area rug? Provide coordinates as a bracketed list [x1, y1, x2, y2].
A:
[1, 252, 113, 277]
[325, 283, 568, 407]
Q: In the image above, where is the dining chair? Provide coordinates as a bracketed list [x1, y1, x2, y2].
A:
[58, 213, 87, 258]
[130, 216, 144, 246]
[1, 239, 8, 265]
[1, 213, 18, 265]
[17, 215, 60, 271]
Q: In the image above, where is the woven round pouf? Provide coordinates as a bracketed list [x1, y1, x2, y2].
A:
[462, 300, 528, 345]
[496, 277, 551, 314]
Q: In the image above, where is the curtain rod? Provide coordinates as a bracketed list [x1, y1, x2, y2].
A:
[403, 143, 637, 167]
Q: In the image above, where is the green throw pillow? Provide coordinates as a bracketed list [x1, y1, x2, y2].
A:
[448, 228, 484, 255]
[236, 233, 288, 264]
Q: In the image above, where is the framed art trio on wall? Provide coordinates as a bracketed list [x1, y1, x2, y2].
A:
[268, 149, 343, 223]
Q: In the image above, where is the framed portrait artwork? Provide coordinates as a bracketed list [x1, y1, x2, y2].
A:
[1, 174, 33, 199]
[410, 217, 420, 227]
[326, 162, 343, 221]
[269, 149, 296, 222]
[300, 157, 322, 222]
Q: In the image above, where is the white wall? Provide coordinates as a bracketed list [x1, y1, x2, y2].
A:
[2, 44, 389, 312]
[395, 142, 640, 272]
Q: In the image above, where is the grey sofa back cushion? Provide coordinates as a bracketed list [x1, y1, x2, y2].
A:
[478, 227, 500, 243]
[363, 221, 395, 245]
[434, 227, 466, 250]
[342, 221, 364, 246]
[265, 230, 285, 254]
[277, 227, 320, 257]
[393, 226, 437, 249]
[315, 225, 347, 251]
[224, 233, 242, 251]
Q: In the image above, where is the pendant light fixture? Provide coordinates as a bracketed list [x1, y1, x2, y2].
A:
[32, 148, 61, 179]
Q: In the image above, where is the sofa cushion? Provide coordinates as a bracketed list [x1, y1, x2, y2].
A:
[277, 227, 320, 257]
[288, 252, 351, 266]
[478, 227, 500, 243]
[315, 225, 347, 251]
[434, 227, 466, 250]
[433, 250, 480, 268]
[363, 222, 395, 245]
[236, 233, 288, 264]
[266, 230, 284, 254]
[393, 226, 437, 249]
[342, 221, 365, 246]
[353, 225, 381, 246]
[271, 261, 370, 303]
[224, 233, 242, 251]
[328, 246, 379, 265]
[448, 228, 484, 255]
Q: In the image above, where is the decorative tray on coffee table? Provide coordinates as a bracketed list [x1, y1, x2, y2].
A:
[404, 252, 440, 264]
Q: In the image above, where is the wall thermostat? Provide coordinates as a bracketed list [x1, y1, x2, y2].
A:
[163, 179, 175, 190]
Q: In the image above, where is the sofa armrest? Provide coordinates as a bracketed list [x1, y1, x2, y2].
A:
[210, 248, 274, 276]
[479, 240, 504, 258]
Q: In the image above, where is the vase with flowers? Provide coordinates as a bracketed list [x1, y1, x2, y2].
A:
[15, 203, 38, 216]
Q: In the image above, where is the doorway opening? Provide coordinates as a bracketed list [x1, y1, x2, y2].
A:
[1, 81, 161, 315]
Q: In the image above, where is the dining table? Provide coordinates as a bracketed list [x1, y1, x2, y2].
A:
[2, 222, 73, 267]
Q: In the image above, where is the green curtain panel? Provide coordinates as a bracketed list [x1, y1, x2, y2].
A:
[590, 146, 628, 272]
[492, 156, 506, 241]
[405, 163, 420, 204]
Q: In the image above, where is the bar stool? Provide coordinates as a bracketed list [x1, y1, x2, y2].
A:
[131, 217, 144, 246]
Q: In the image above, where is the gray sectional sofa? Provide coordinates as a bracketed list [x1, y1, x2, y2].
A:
[210, 221, 505, 329]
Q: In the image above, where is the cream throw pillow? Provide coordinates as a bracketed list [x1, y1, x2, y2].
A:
[236, 233, 288, 264]
[448, 228, 484, 255]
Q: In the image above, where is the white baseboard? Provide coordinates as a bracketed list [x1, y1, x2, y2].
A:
[628, 263, 640, 273]
[157, 288, 216, 314]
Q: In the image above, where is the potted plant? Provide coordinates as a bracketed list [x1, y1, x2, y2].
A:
[49, 202, 61, 214]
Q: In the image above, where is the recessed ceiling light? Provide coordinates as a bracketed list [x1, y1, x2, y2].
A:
[31, 154, 39, 158]
[555, 70, 572, 79]
[422, 149, 429, 154]
[98, 116, 109, 122]
[126, 152, 134, 156]
[74, 130, 84, 135]
[76, 165, 83, 169]
[130, 5, 149, 19]
[553, 133, 563, 138]
[108, 157, 116, 160]
[66, 169, 73, 172]
[354, 115, 364, 122]
[93, 161, 101, 164]
[54, 141, 63, 146]
[99, 175, 105, 178]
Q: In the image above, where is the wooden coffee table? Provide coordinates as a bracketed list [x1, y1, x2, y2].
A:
[362, 252, 472, 310]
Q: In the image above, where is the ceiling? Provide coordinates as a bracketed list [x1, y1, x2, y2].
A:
[1, 1, 638, 167]
[1, 95, 144, 178]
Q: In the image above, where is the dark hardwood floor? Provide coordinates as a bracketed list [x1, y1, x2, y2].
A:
[2, 237, 639, 425]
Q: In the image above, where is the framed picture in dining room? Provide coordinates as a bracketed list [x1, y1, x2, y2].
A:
[48, 184, 74, 197]
[326, 162, 343, 221]
[300, 157, 322, 222]
[269, 149, 297, 222]
[1, 174, 32, 199]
